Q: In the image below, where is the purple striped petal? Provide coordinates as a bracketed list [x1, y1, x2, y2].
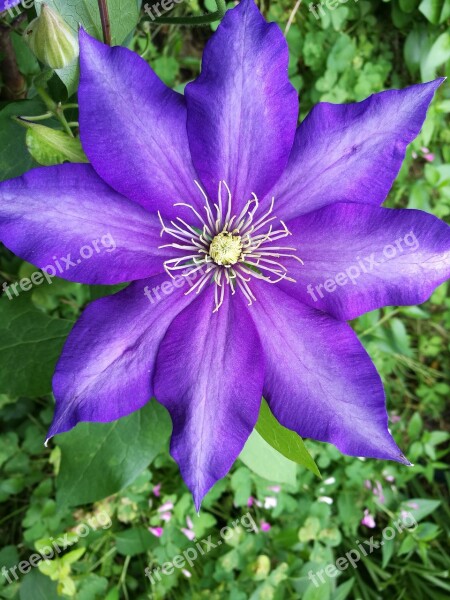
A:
[271, 80, 443, 221]
[78, 29, 202, 219]
[249, 283, 408, 464]
[185, 0, 298, 215]
[0, 164, 170, 284]
[154, 285, 264, 510]
[281, 203, 450, 320]
[47, 274, 196, 440]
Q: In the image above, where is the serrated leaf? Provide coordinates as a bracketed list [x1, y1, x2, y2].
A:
[0, 295, 73, 396]
[255, 399, 320, 477]
[55, 400, 171, 506]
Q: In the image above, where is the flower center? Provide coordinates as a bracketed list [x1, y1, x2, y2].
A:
[158, 180, 303, 312]
[209, 232, 242, 266]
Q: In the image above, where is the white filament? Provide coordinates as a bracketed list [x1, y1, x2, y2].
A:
[159, 181, 303, 311]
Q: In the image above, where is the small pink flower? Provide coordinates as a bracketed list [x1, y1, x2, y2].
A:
[421, 146, 430, 153]
[373, 481, 385, 504]
[160, 512, 172, 522]
[364, 480, 372, 490]
[267, 485, 281, 493]
[148, 526, 164, 537]
[406, 502, 419, 510]
[260, 520, 271, 532]
[181, 527, 196, 541]
[361, 509, 376, 529]
[390, 414, 401, 423]
[423, 152, 435, 162]
[412, 151, 418, 159]
[158, 501, 174, 513]
[384, 474, 395, 483]
[247, 496, 262, 507]
[152, 483, 161, 497]
[186, 515, 194, 530]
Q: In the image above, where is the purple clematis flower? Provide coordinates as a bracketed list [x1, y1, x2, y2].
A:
[0, 0, 21, 13]
[0, 0, 450, 510]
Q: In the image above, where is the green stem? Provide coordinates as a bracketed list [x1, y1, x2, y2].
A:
[17, 111, 53, 121]
[146, 0, 226, 27]
[359, 308, 400, 338]
[36, 86, 57, 112]
[55, 105, 75, 137]
[36, 87, 75, 137]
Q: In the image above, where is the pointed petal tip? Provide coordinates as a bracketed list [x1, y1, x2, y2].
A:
[400, 454, 413, 467]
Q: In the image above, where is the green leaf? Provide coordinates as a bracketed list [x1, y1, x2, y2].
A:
[115, 527, 158, 556]
[404, 27, 430, 77]
[0, 296, 73, 397]
[400, 498, 441, 522]
[419, 0, 450, 23]
[255, 399, 320, 477]
[23, 122, 88, 166]
[55, 400, 171, 506]
[20, 569, 59, 600]
[61, 547, 86, 565]
[331, 578, 355, 600]
[399, 0, 420, 12]
[239, 429, 297, 485]
[0, 99, 46, 181]
[420, 32, 450, 81]
[37, 0, 141, 95]
[77, 575, 109, 600]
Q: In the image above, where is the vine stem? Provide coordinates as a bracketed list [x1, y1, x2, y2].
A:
[285, 0, 303, 36]
[98, 0, 112, 45]
[35, 87, 75, 137]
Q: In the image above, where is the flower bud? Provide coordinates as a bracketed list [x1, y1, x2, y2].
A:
[24, 4, 79, 70]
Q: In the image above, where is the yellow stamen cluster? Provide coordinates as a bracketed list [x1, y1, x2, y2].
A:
[209, 232, 242, 266]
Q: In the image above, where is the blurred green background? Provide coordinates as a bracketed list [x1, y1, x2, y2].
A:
[0, 0, 449, 599]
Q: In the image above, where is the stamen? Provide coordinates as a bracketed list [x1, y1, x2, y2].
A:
[158, 182, 302, 311]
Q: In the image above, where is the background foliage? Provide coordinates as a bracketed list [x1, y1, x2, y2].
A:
[0, 0, 449, 599]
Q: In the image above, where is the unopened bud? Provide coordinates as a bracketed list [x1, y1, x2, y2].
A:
[24, 4, 79, 69]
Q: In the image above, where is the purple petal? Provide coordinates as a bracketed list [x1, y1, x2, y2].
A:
[249, 283, 408, 464]
[0, 164, 170, 284]
[78, 30, 202, 219]
[271, 80, 443, 221]
[185, 0, 298, 215]
[47, 274, 196, 440]
[281, 203, 450, 320]
[154, 285, 264, 510]
[0, 1, 21, 11]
